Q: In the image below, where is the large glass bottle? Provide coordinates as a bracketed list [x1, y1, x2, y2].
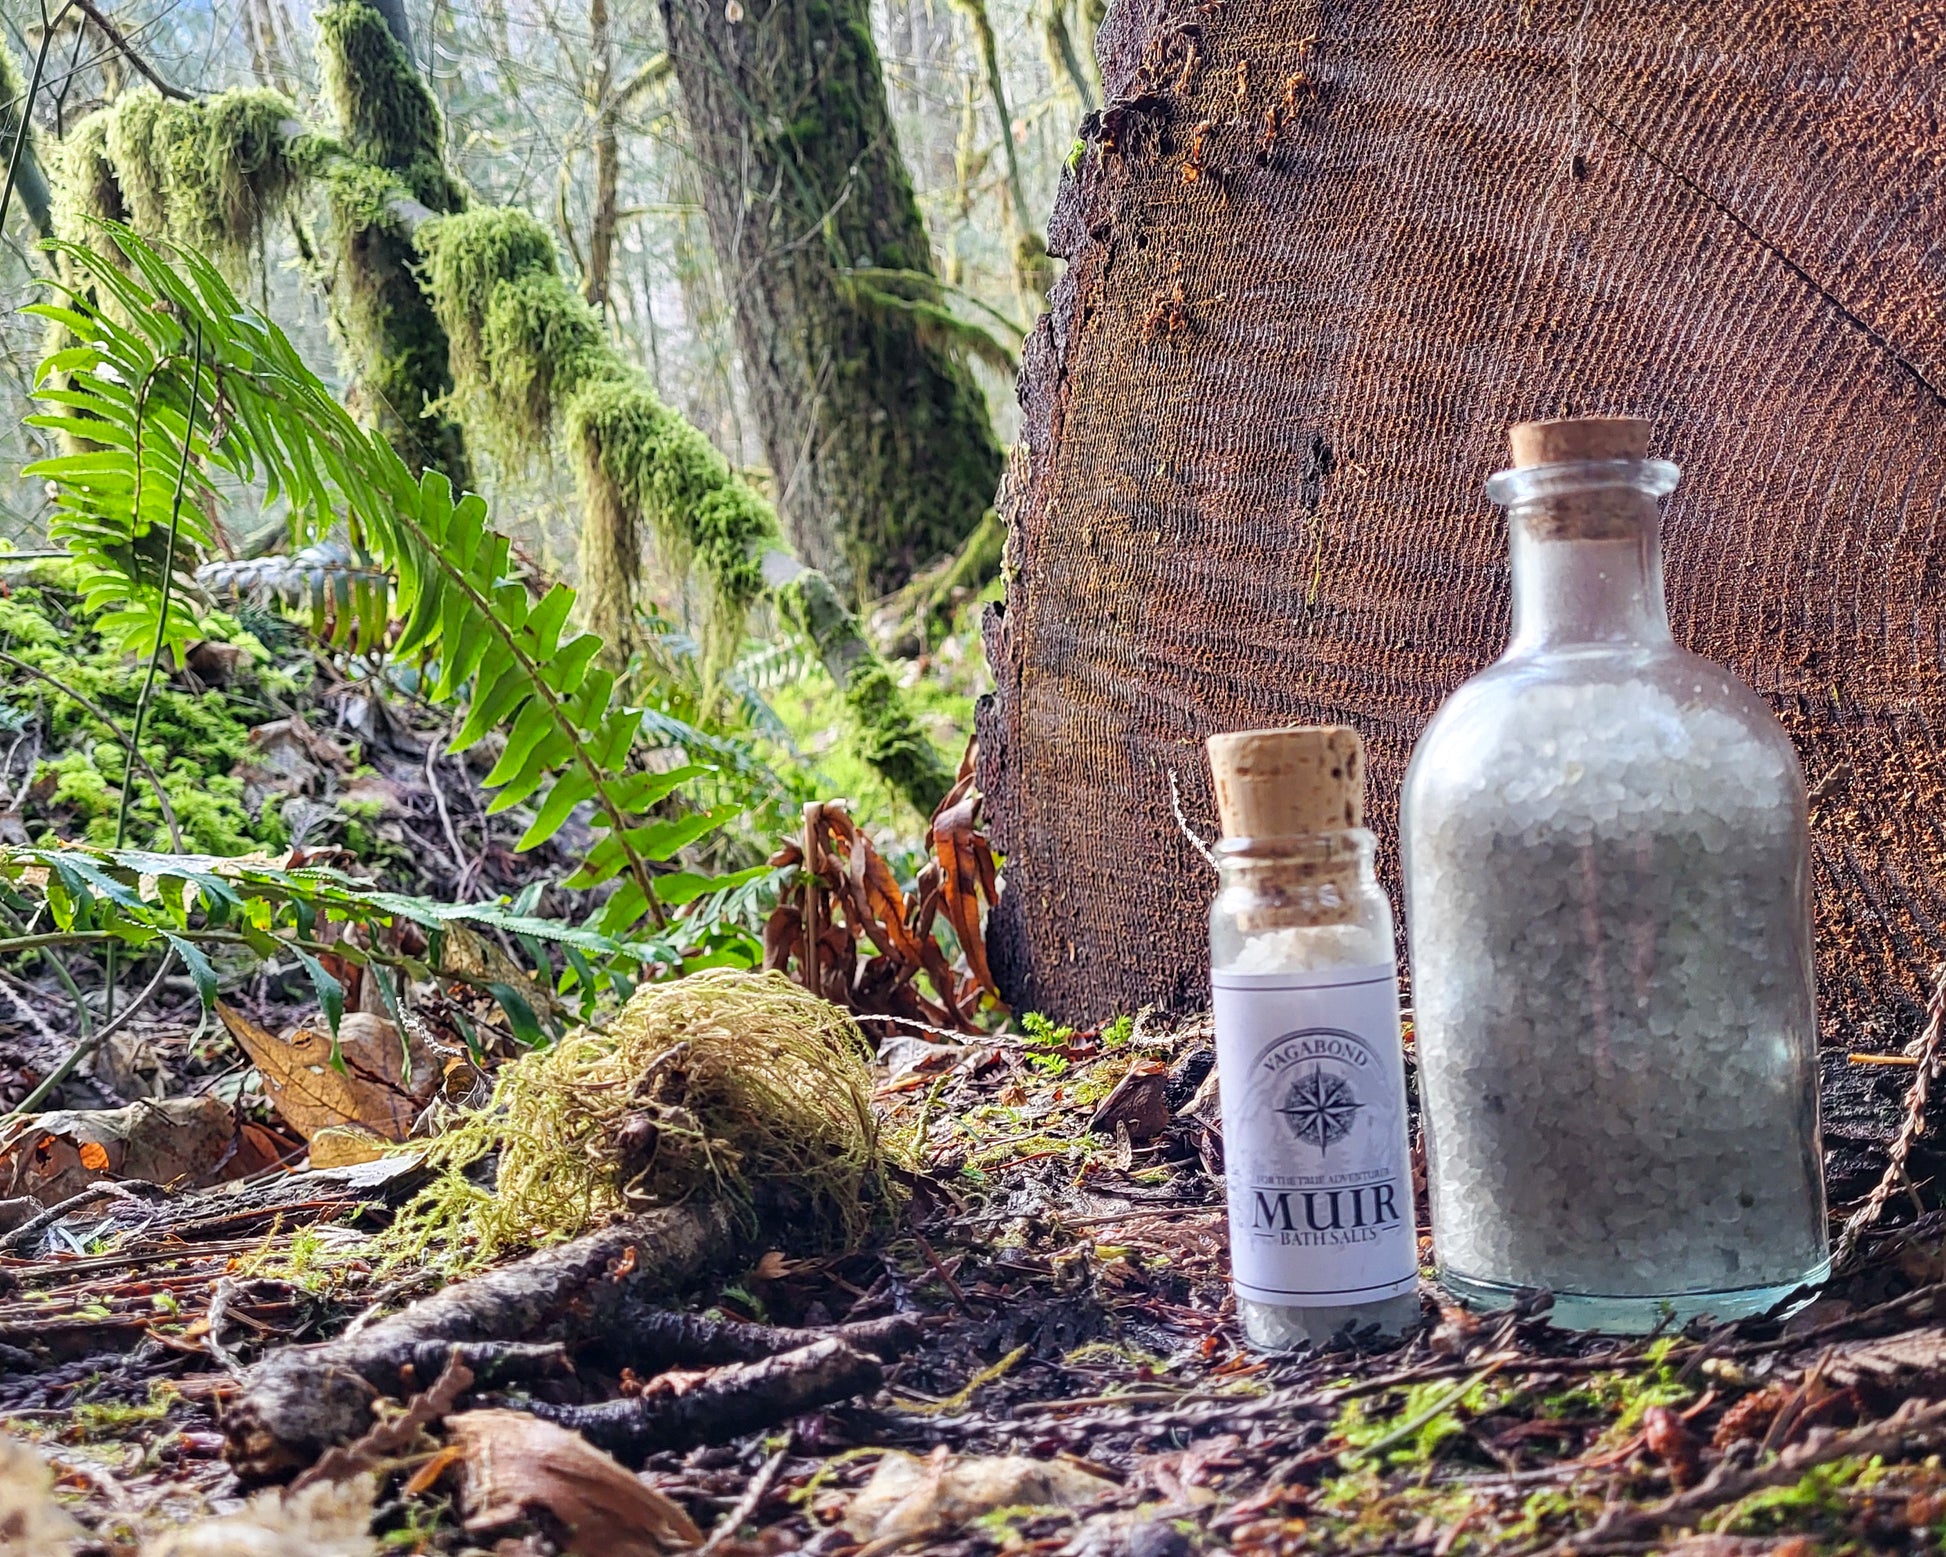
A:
[1401, 417, 1827, 1332]
[1208, 727, 1420, 1349]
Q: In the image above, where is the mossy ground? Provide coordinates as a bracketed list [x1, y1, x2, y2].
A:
[0, 567, 300, 853]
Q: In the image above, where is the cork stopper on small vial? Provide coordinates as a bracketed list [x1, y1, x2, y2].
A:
[1206, 726, 1364, 840]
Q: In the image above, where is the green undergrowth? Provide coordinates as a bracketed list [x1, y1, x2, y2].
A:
[0, 569, 300, 853]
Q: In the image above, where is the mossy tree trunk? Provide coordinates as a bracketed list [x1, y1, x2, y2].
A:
[658, 0, 1004, 601]
[315, 0, 470, 484]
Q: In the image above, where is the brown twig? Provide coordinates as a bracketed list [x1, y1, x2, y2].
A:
[1834, 962, 1946, 1269]
[291, 1351, 476, 1491]
[0, 1178, 162, 1252]
[4, 949, 178, 1118]
[1556, 1394, 1946, 1551]
[699, 1442, 792, 1555]
[1758, 1346, 1833, 1454]
[68, 0, 191, 99]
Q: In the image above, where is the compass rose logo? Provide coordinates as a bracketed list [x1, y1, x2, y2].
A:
[1278, 1066, 1362, 1152]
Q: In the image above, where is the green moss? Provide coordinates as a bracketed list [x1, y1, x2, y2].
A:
[319, 168, 468, 481]
[51, 110, 127, 250]
[68, 1383, 177, 1439]
[776, 569, 953, 813]
[417, 206, 775, 652]
[1719, 1457, 1882, 1536]
[567, 373, 777, 656]
[315, 0, 462, 209]
[1332, 1374, 1524, 1471]
[95, 87, 304, 267]
[0, 581, 290, 855]
[314, 0, 470, 484]
[417, 208, 605, 456]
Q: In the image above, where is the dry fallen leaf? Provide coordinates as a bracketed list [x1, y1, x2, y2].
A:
[844, 1448, 1116, 1556]
[0, 1097, 276, 1205]
[307, 1126, 391, 1170]
[218, 1003, 437, 1144]
[447, 1409, 703, 1555]
[1087, 1061, 1171, 1143]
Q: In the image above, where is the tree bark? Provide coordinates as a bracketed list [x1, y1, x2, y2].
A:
[316, 0, 470, 484]
[981, 0, 1946, 1038]
[584, 0, 621, 313]
[658, 0, 1004, 599]
[511, 1337, 884, 1464]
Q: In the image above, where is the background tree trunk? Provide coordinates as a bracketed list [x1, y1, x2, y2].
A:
[981, 0, 1946, 1044]
[658, 0, 1004, 600]
[317, 0, 470, 484]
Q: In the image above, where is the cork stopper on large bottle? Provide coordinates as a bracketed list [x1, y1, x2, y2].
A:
[1206, 726, 1364, 840]
[1508, 415, 1650, 468]
[1503, 415, 1655, 540]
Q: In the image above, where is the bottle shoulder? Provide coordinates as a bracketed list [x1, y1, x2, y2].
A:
[1403, 645, 1806, 821]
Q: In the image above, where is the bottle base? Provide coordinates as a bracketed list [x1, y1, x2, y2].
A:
[1239, 1290, 1423, 1353]
[1436, 1260, 1831, 1334]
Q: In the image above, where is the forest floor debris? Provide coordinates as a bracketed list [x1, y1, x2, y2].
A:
[3, 996, 1946, 1554]
[4, 562, 1946, 1552]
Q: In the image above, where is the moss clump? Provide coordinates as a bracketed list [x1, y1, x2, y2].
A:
[418, 208, 605, 455]
[51, 110, 127, 251]
[777, 569, 954, 813]
[99, 87, 304, 267]
[316, 160, 469, 483]
[314, 0, 462, 209]
[382, 969, 898, 1271]
[568, 375, 776, 626]
[417, 205, 780, 656]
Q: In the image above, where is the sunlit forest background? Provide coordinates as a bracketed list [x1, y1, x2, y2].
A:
[0, 0, 1093, 841]
[0, 0, 1081, 566]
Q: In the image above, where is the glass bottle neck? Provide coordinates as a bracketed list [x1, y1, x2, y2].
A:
[1486, 458, 1683, 657]
[1507, 519, 1671, 654]
[1215, 831, 1377, 921]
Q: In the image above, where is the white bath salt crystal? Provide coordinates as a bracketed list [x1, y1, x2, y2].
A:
[1408, 676, 1826, 1309]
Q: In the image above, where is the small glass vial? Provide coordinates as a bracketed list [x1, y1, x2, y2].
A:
[1402, 416, 1827, 1332]
[1207, 726, 1420, 1350]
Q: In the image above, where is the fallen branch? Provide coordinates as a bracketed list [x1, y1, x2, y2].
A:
[589, 1304, 920, 1371]
[508, 1336, 884, 1465]
[224, 1199, 740, 1483]
[0, 1178, 164, 1253]
[700, 1443, 792, 1555]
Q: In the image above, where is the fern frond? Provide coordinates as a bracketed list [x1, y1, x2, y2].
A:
[27, 225, 753, 945]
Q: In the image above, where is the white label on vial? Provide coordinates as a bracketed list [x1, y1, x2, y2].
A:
[1211, 962, 1417, 1304]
